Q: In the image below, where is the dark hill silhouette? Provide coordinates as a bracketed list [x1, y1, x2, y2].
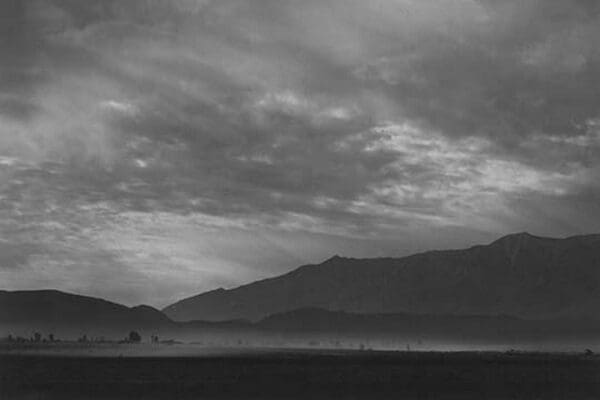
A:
[163, 232, 600, 322]
[0, 290, 174, 338]
[129, 304, 173, 325]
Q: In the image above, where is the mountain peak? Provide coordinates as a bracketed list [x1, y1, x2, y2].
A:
[490, 231, 545, 246]
[514, 231, 533, 237]
[131, 304, 161, 312]
[324, 254, 343, 262]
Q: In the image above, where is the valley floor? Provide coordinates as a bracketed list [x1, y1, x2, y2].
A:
[1, 347, 600, 399]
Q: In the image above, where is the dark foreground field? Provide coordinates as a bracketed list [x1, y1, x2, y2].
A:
[1, 350, 600, 399]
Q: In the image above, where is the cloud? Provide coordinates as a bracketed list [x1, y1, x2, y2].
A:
[0, 241, 38, 269]
[1, 0, 600, 305]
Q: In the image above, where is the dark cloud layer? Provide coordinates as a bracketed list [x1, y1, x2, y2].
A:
[1, 0, 600, 306]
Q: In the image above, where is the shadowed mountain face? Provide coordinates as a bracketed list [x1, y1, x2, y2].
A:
[0, 290, 173, 337]
[163, 233, 600, 322]
[255, 307, 600, 344]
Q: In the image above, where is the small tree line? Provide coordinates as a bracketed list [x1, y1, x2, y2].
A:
[2, 330, 161, 344]
[3, 332, 57, 343]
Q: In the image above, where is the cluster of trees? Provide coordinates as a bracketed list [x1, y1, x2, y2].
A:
[4, 332, 57, 343]
[76, 335, 112, 343]
[60, 331, 150, 344]
[2, 331, 158, 344]
[118, 331, 156, 344]
[127, 331, 142, 343]
[122, 332, 160, 344]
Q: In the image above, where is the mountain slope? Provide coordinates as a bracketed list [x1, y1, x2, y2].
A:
[0, 290, 173, 338]
[163, 233, 600, 322]
[255, 307, 600, 342]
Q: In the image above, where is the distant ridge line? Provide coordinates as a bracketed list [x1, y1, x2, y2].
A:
[162, 232, 600, 322]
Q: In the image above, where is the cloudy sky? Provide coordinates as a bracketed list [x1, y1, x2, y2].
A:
[1, 0, 600, 307]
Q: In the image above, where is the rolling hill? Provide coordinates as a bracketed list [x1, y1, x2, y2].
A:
[0, 290, 173, 338]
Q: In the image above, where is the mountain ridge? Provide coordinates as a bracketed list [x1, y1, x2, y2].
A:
[163, 232, 600, 322]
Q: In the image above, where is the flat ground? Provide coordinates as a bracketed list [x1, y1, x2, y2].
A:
[1, 347, 599, 399]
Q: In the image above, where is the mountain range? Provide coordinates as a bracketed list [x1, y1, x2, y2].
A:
[163, 232, 600, 322]
[2, 290, 600, 346]
[1, 232, 600, 344]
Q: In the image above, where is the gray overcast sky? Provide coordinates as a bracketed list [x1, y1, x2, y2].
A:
[1, 0, 600, 307]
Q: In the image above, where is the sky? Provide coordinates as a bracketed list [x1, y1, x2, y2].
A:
[1, 0, 600, 307]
